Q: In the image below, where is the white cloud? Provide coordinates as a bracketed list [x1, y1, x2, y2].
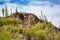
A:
[0, 0, 60, 28]
[28, 1, 54, 6]
[20, 3, 60, 28]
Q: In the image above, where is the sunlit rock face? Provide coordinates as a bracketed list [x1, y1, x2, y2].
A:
[6, 12, 39, 23]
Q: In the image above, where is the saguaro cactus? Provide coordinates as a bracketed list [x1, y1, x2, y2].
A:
[16, 7, 18, 12]
[11, 8, 12, 15]
[41, 10, 43, 19]
[5, 5, 8, 17]
[2, 8, 4, 18]
[41, 10, 47, 22]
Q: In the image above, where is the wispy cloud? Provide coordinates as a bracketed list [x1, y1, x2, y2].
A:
[28, 1, 53, 6]
[30, 0, 60, 4]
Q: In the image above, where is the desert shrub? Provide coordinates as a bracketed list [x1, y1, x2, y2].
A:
[0, 18, 60, 40]
[0, 18, 22, 26]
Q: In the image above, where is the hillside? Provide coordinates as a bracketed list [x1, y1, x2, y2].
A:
[0, 5, 60, 40]
[0, 12, 60, 40]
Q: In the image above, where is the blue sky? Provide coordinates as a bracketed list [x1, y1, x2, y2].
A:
[0, 0, 60, 28]
[0, 0, 60, 5]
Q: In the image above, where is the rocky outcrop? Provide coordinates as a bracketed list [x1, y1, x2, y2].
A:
[6, 12, 39, 23]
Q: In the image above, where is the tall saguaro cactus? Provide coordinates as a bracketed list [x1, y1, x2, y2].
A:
[2, 8, 4, 18]
[5, 5, 8, 17]
[41, 10, 47, 21]
[41, 10, 43, 19]
[11, 8, 12, 15]
[16, 7, 18, 12]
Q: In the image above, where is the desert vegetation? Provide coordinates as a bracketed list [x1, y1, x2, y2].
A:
[0, 5, 60, 40]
